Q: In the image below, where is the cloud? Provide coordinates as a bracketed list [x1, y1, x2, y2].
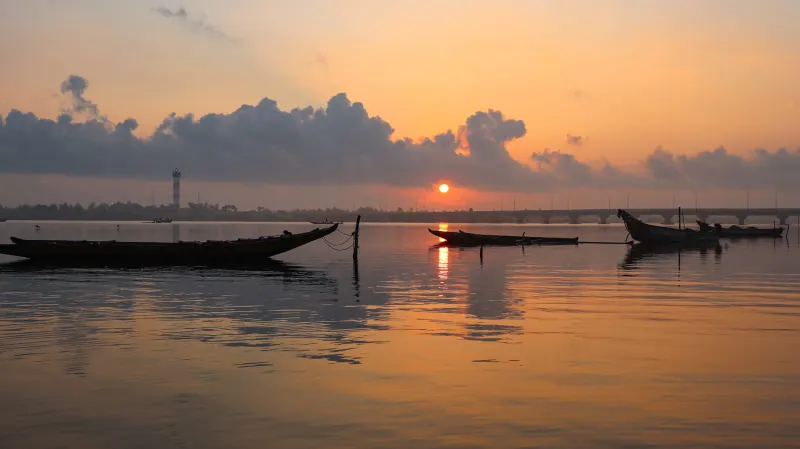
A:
[566, 134, 584, 146]
[567, 89, 587, 100]
[153, 6, 232, 40]
[60, 75, 107, 123]
[1, 76, 798, 192]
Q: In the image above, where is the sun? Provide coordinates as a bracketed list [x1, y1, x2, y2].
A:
[438, 183, 450, 194]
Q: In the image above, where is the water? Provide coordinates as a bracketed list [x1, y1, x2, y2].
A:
[1, 221, 799, 449]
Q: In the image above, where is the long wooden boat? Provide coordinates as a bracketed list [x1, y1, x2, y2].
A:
[0, 224, 338, 264]
[696, 220, 783, 238]
[428, 228, 578, 246]
[617, 209, 718, 244]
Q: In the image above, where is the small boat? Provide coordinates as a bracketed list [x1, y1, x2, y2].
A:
[310, 219, 343, 225]
[696, 220, 783, 238]
[0, 224, 338, 264]
[428, 228, 578, 246]
[617, 209, 718, 245]
[146, 217, 172, 224]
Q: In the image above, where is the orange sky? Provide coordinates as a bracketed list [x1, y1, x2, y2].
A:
[1, 1, 800, 208]
[2, 0, 800, 166]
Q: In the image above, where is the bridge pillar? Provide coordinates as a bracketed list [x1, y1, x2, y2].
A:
[736, 215, 747, 226]
[569, 214, 579, 224]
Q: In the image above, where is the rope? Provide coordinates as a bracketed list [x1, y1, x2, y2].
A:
[324, 233, 353, 247]
[335, 228, 353, 236]
[322, 236, 355, 251]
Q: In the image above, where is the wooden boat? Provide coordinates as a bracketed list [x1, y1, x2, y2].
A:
[428, 228, 578, 246]
[0, 224, 338, 264]
[617, 209, 718, 244]
[696, 220, 783, 238]
[146, 217, 173, 224]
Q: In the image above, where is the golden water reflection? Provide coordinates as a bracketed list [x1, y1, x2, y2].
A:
[2, 223, 800, 448]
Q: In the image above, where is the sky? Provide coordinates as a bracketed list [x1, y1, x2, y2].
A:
[1, 0, 799, 210]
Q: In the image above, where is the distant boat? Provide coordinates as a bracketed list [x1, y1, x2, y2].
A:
[309, 219, 343, 225]
[428, 228, 578, 246]
[618, 209, 718, 245]
[145, 217, 172, 224]
[696, 220, 783, 238]
[0, 224, 339, 264]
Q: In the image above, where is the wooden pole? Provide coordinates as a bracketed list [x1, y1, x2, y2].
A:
[352, 214, 361, 260]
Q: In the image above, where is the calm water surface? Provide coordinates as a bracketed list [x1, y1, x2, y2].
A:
[1, 221, 799, 449]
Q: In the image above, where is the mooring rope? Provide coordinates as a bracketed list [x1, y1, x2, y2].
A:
[322, 236, 355, 251]
[324, 233, 353, 247]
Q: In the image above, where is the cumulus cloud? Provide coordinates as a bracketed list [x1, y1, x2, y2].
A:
[153, 6, 232, 40]
[566, 134, 584, 146]
[0, 76, 797, 192]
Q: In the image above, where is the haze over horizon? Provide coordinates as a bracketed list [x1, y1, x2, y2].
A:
[1, 0, 799, 210]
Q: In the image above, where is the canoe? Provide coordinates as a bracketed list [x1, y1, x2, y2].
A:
[696, 220, 783, 238]
[428, 228, 578, 246]
[617, 209, 718, 244]
[0, 224, 338, 264]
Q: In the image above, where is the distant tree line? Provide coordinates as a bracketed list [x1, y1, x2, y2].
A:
[0, 202, 471, 222]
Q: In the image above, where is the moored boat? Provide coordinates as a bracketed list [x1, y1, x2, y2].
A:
[0, 224, 338, 264]
[428, 228, 578, 246]
[696, 220, 783, 238]
[618, 209, 718, 245]
[310, 219, 343, 225]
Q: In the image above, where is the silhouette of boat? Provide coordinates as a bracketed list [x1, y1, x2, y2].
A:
[145, 217, 172, 224]
[0, 224, 338, 264]
[696, 220, 782, 238]
[618, 209, 718, 244]
[309, 219, 343, 225]
[428, 228, 578, 246]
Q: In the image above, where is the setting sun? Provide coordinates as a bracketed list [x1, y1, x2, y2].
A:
[438, 183, 450, 194]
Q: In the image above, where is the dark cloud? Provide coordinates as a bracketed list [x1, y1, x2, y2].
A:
[60, 75, 107, 123]
[1, 76, 798, 192]
[645, 146, 800, 189]
[153, 6, 232, 40]
[566, 134, 584, 146]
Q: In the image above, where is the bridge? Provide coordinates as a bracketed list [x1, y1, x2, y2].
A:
[375, 208, 800, 225]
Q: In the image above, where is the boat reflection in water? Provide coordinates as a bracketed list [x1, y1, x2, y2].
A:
[619, 241, 723, 271]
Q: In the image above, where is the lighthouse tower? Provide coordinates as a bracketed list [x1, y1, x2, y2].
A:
[172, 168, 181, 210]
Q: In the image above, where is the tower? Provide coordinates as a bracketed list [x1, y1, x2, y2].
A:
[172, 168, 181, 209]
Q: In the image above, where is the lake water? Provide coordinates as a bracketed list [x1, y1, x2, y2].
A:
[1, 221, 799, 449]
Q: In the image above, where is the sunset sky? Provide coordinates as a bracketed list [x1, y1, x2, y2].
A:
[1, 0, 799, 210]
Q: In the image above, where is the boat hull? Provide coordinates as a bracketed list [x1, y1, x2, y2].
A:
[428, 229, 578, 246]
[619, 210, 718, 245]
[0, 224, 338, 264]
[697, 220, 783, 238]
